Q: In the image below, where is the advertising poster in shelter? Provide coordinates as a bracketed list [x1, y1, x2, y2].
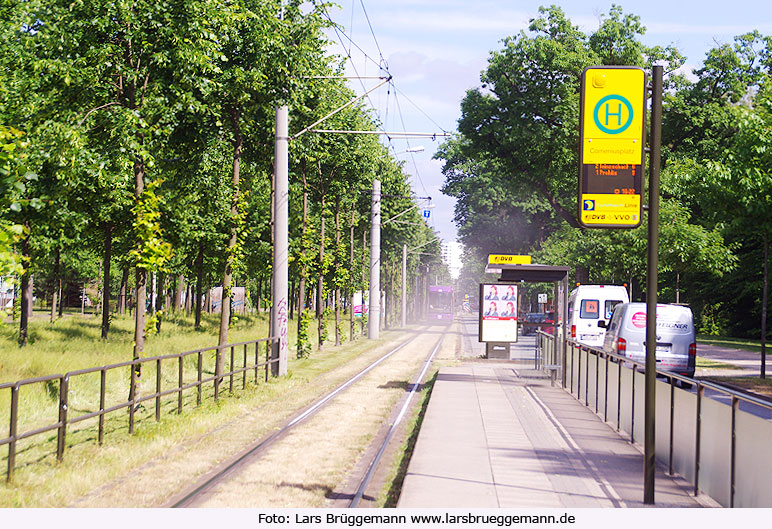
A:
[480, 284, 518, 342]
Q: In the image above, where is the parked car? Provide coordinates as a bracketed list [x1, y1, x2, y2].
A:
[544, 311, 555, 335]
[601, 302, 696, 379]
[568, 284, 629, 347]
[520, 312, 545, 336]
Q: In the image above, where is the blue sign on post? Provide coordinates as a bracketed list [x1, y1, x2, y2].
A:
[423, 209, 430, 218]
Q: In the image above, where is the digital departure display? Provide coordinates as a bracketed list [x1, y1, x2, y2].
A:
[581, 163, 642, 195]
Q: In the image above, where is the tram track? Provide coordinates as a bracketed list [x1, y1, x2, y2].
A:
[166, 325, 446, 508]
[347, 331, 445, 507]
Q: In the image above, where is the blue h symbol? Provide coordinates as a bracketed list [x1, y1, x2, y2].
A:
[605, 103, 623, 126]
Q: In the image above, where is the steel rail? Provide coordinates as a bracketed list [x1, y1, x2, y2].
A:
[349, 331, 444, 507]
[168, 330, 427, 508]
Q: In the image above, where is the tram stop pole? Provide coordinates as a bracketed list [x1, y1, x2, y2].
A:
[644, 64, 663, 505]
[272, 105, 289, 376]
[368, 178, 381, 340]
[402, 244, 407, 328]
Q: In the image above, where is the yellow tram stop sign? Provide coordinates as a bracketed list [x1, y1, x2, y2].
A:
[578, 66, 646, 228]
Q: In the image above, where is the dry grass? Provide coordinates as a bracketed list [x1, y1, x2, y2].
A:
[0, 318, 405, 507]
[190, 329, 446, 507]
[703, 376, 772, 398]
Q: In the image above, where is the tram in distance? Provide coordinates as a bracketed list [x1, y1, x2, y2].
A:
[426, 285, 454, 322]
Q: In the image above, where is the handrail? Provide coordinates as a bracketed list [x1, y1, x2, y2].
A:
[562, 336, 772, 412]
[538, 331, 772, 507]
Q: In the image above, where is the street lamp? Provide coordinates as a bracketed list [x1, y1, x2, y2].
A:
[395, 146, 425, 155]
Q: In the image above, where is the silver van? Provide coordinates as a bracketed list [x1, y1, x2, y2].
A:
[601, 302, 696, 378]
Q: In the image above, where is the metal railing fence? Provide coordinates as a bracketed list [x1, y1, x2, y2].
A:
[536, 331, 772, 507]
[1, 337, 280, 482]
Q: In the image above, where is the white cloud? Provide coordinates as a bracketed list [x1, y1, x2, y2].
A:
[646, 21, 772, 35]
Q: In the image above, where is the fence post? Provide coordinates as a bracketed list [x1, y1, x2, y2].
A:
[214, 347, 221, 401]
[562, 339, 567, 389]
[99, 369, 106, 445]
[669, 377, 675, 475]
[585, 349, 590, 407]
[604, 354, 609, 422]
[129, 362, 137, 435]
[595, 351, 599, 413]
[243, 344, 247, 390]
[7, 385, 19, 481]
[178, 356, 184, 414]
[255, 342, 260, 385]
[155, 358, 162, 422]
[271, 338, 280, 379]
[694, 383, 703, 496]
[229, 346, 235, 393]
[576, 346, 580, 397]
[730, 395, 738, 507]
[57, 375, 69, 461]
[617, 359, 622, 432]
[197, 351, 203, 406]
[265, 341, 270, 382]
[630, 367, 636, 443]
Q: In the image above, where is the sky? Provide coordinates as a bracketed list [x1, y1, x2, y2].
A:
[321, 0, 772, 245]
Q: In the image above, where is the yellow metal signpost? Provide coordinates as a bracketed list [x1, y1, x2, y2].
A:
[578, 66, 646, 228]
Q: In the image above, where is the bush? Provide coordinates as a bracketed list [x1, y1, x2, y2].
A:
[699, 303, 729, 336]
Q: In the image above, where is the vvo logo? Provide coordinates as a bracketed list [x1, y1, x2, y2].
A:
[593, 95, 633, 135]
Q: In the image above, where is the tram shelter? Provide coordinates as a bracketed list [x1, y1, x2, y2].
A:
[480, 262, 570, 370]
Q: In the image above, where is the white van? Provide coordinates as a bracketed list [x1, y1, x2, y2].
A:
[601, 302, 696, 378]
[568, 285, 629, 347]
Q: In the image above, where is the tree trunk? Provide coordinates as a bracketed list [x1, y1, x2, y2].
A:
[50, 246, 60, 323]
[174, 274, 183, 313]
[119, 267, 129, 314]
[102, 222, 113, 339]
[18, 223, 31, 347]
[762, 231, 768, 379]
[317, 194, 326, 350]
[133, 156, 147, 362]
[148, 272, 155, 316]
[297, 173, 308, 350]
[334, 198, 341, 347]
[195, 242, 204, 330]
[96, 260, 102, 317]
[256, 277, 262, 313]
[58, 276, 64, 317]
[675, 269, 680, 305]
[154, 273, 162, 332]
[289, 278, 295, 320]
[218, 106, 242, 386]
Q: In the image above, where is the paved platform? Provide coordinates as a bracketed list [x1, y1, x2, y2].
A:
[398, 321, 712, 508]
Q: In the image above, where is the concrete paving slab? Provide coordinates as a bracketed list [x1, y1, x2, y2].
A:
[398, 359, 709, 508]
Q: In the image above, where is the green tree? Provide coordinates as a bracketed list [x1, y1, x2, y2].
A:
[696, 88, 772, 376]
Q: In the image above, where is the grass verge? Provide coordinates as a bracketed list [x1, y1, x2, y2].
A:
[378, 370, 438, 508]
[695, 357, 745, 370]
[0, 312, 382, 507]
[697, 335, 767, 354]
[701, 376, 772, 399]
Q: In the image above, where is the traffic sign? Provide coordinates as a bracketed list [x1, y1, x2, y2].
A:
[423, 209, 430, 218]
[578, 66, 646, 228]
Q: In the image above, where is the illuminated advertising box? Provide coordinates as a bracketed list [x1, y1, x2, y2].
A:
[479, 283, 518, 343]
